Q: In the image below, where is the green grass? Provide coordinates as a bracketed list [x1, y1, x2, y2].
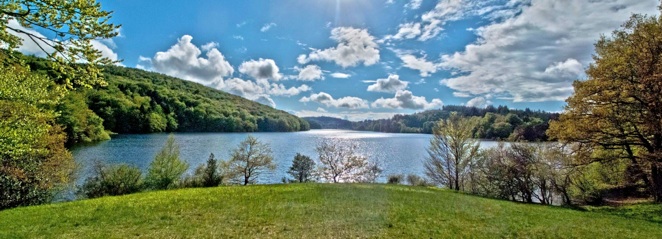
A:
[1, 184, 660, 238]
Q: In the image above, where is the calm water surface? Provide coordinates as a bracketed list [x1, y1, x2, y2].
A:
[71, 129, 503, 184]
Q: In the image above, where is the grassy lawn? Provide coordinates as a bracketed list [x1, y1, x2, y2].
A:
[1, 184, 660, 238]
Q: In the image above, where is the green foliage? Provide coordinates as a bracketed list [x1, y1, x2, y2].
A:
[548, 13, 662, 202]
[227, 136, 276, 185]
[145, 135, 188, 190]
[0, 0, 119, 89]
[79, 162, 143, 199]
[56, 91, 110, 145]
[308, 105, 556, 141]
[425, 113, 480, 190]
[0, 65, 74, 209]
[183, 153, 223, 188]
[288, 153, 316, 183]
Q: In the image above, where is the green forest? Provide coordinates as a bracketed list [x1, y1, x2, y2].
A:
[306, 105, 558, 141]
[22, 55, 310, 146]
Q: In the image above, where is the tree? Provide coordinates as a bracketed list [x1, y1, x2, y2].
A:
[201, 153, 222, 187]
[316, 139, 382, 183]
[145, 134, 188, 190]
[288, 153, 315, 183]
[228, 136, 276, 185]
[0, 64, 74, 209]
[548, 14, 662, 202]
[425, 112, 480, 190]
[79, 162, 143, 199]
[0, 0, 120, 89]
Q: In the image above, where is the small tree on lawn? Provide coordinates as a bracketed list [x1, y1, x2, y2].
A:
[228, 136, 276, 185]
[425, 112, 480, 191]
[145, 134, 188, 189]
[316, 139, 382, 183]
[288, 153, 316, 183]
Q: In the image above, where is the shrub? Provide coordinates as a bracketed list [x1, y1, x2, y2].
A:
[145, 134, 188, 190]
[387, 174, 404, 184]
[406, 174, 431, 187]
[79, 162, 143, 198]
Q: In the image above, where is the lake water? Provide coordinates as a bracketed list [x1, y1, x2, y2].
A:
[71, 129, 503, 185]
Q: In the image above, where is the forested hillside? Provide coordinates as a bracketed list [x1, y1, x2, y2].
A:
[24, 56, 309, 145]
[306, 105, 558, 141]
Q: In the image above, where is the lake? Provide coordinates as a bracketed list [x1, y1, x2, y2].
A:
[71, 129, 503, 185]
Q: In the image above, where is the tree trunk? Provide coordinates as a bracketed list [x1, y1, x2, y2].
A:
[652, 163, 662, 202]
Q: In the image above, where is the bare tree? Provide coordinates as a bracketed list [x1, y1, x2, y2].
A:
[228, 136, 276, 185]
[316, 139, 382, 183]
[425, 112, 480, 190]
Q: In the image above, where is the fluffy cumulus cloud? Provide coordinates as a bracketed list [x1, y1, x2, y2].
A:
[148, 35, 234, 84]
[296, 65, 323, 81]
[218, 77, 311, 108]
[239, 58, 283, 81]
[372, 90, 442, 110]
[466, 96, 492, 108]
[298, 27, 380, 68]
[399, 54, 438, 77]
[440, 0, 658, 102]
[300, 92, 369, 109]
[367, 74, 409, 93]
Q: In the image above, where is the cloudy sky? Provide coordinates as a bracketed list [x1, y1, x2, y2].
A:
[30, 0, 662, 120]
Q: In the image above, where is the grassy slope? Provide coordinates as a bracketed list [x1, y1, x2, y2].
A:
[1, 184, 660, 238]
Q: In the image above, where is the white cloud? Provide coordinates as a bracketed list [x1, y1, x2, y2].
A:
[300, 92, 369, 109]
[298, 27, 380, 68]
[295, 110, 398, 121]
[367, 74, 409, 93]
[452, 92, 471, 98]
[390, 23, 422, 40]
[388, 0, 503, 42]
[233, 35, 244, 40]
[330, 72, 351, 79]
[372, 90, 442, 109]
[239, 58, 283, 81]
[316, 107, 327, 112]
[217, 77, 312, 107]
[466, 96, 492, 108]
[440, 0, 658, 102]
[296, 65, 324, 81]
[399, 54, 438, 77]
[149, 35, 234, 84]
[406, 0, 423, 10]
[261, 22, 277, 32]
[201, 42, 219, 52]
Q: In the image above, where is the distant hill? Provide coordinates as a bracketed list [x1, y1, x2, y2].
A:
[305, 105, 558, 141]
[22, 55, 309, 145]
[303, 116, 353, 130]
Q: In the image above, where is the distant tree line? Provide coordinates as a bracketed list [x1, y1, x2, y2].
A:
[305, 105, 558, 141]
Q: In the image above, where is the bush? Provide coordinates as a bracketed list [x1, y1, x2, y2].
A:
[182, 153, 224, 188]
[145, 134, 188, 190]
[79, 162, 143, 198]
[387, 174, 404, 184]
[406, 174, 431, 187]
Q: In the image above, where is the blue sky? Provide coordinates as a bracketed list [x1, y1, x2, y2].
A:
[18, 0, 660, 120]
